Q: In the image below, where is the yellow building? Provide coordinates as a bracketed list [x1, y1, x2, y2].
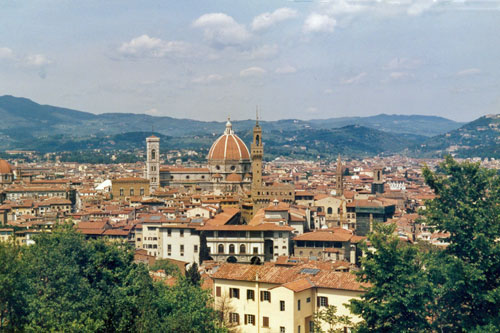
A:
[212, 262, 366, 333]
[111, 177, 150, 199]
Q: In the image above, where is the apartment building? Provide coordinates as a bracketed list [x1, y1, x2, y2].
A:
[212, 262, 366, 333]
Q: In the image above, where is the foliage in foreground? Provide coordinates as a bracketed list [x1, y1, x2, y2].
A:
[0, 226, 225, 332]
[349, 156, 500, 332]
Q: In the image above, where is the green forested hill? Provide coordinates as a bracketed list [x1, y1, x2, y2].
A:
[1, 95, 497, 160]
[409, 114, 500, 159]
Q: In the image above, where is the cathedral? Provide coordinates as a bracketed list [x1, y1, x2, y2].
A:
[145, 117, 295, 220]
[146, 119, 251, 193]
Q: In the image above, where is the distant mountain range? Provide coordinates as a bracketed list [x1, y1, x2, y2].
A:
[0, 95, 497, 159]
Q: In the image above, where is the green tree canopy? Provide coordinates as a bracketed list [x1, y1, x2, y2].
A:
[0, 225, 225, 332]
[349, 223, 433, 332]
[423, 156, 500, 332]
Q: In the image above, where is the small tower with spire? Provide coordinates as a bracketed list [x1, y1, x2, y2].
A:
[251, 109, 263, 190]
[336, 154, 344, 197]
[146, 134, 160, 192]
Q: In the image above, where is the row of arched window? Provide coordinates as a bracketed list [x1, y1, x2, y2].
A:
[218, 244, 246, 254]
[317, 207, 341, 215]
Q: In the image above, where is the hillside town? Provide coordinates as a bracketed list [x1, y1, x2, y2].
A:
[1, 119, 498, 332]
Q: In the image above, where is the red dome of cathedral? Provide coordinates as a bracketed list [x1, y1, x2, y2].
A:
[0, 159, 13, 174]
[208, 119, 250, 161]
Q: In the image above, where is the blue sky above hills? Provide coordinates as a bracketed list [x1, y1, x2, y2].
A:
[0, 0, 499, 121]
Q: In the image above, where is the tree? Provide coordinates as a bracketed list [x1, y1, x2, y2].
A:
[199, 231, 211, 264]
[151, 259, 181, 276]
[312, 305, 352, 333]
[2, 225, 226, 332]
[349, 223, 433, 332]
[185, 262, 201, 286]
[214, 291, 240, 333]
[0, 241, 27, 330]
[423, 156, 500, 332]
[153, 278, 226, 332]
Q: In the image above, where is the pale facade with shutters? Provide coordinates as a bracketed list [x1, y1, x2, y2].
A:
[212, 263, 365, 333]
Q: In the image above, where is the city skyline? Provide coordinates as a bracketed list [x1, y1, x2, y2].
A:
[1, 0, 499, 122]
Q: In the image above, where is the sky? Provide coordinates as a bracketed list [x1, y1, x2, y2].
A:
[0, 0, 499, 122]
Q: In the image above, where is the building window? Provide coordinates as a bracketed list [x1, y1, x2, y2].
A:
[140, 188, 144, 196]
[180, 245, 184, 256]
[229, 288, 240, 299]
[261, 291, 271, 302]
[245, 314, 255, 326]
[262, 317, 269, 328]
[167, 229, 171, 236]
[240, 244, 246, 254]
[298, 325, 301, 333]
[229, 244, 235, 254]
[317, 296, 328, 307]
[194, 245, 198, 253]
[130, 188, 134, 196]
[218, 244, 224, 254]
[280, 300, 285, 311]
[327, 207, 333, 214]
[216, 286, 221, 297]
[180, 229, 184, 237]
[253, 247, 258, 254]
[247, 289, 254, 301]
[119, 188, 124, 196]
[229, 313, 239, 325]
[306, 297, 311, 303]
[298, 299, 301, 311]
[151, 149, 156, 160]
[280, 327, 285, 333]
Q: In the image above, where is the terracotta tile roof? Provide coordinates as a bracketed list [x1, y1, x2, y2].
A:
[212, 262, 367, 292]
[294, 230, 353, 242]
[205, 207, 240, 226]
[198, 223, 293, 232]
[279, 277, 315, 292]
[207, 124, 250, 161]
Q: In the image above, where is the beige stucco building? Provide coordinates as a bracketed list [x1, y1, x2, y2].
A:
[212, 262, 366, 333]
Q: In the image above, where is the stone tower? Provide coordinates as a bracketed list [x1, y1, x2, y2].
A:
[146, 135, 160, 191]
[251, 116, 263, 190]
[371, 166, 385, 194]
[336, 154, 344, 197]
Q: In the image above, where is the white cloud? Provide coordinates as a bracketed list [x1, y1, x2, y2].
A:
[323, 0, 367, 16]
[303, 13, 336, 33]
[240, 66, 267, 77]
[324, 88, 334, 95]
[192, 74, 224, 84]
[118, 34, 188, 57]
[251, 7, 298, 32]
[275, 65, 297, 74]
[0, 47, 14, 60]
[341, 72, 367, 85]
[407, 0, 437, 16]
[193, 13, 251, 47]
[25, 54, 52, 67]
[456, 68, 481, 76]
